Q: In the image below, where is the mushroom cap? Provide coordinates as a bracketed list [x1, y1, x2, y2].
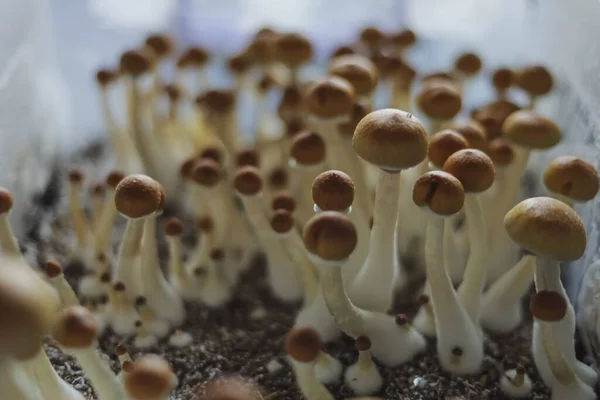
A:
[329, 55, 379, 96]
[180, 157, 198, 179]
[227, 51, 253, 75]
[391, 28, 416, 47]
[115, 343, 128, 356]
[198, 89, 236, 114]
[486, 137, 515, 167]
[0, 258, 60, 360]
[120, 49, 153, 77]
[191, 159, 222, 187]
[200, 145, 225, 165]
[115, 174, 164, 218]
[451, 120, 487, 151]
[413, 171, 465, 215]
[312, 170, 355, 212]
[45, 260, 63, 279]
[199, 375, 263, 400]
[177, 46, 209, 67]
[353, 109, 429, 170]
[235, 149, 260, 168]
[530, 290, 567, 322]
[421, 71, 460, 88]
[504, 197, 586, 261]
[454, 52, 482, 76]
[68, 169, 84, 184]
[0, 187, 13, 214]
[274, 33, 313, 66]
[331, 45, 356, 59]
[285, 326, 321, 362]
[164, 84, 182, 101]
[305, 76, 356, 119]
[257, 73, 276, 93]
[268, 168, 288, 189]
[442, 149, 495, 193]
[96, 68, 118, 86]
[517, 65, 553, 96]
[303, 211, 357, 261]
[197, 217, 214, 233]
[290, 131, 326, 166]
[164, 217, 184, 237]
[233, 166, 263, 196]
[360, 26, 384, 47]
[339, 102, 368, 138]
[492, 67, 515, 90]
[472, 100, 520, 140]
[53, 305, 98, 349]
[272, 192, 296, 212]
[124, 355, 175, 399]
[502, 110, 561, 149]
[106, 170, 126, 188]
[286, 118, 305, 137]
[145, 34, 173, 58]
[247, 32, 277, 64]
[416, 81, 462, 121]
[277, 85, 304, 120]
[271, 209, 295, 234]
[543, 156, 599, 202]
[427, 129, 469, 168]
[355, 336, 371, 351]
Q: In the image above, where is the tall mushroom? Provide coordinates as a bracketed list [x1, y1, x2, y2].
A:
[516, 65, 553, 109]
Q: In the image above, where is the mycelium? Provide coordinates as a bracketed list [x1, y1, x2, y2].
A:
[530, 291, 596, 400]
[351, 108, 429, 313]
[543, 155, 599, 208]
[168, 329, 194, 348]
[443, 149, 495, 327]
[67, 169, 94, 268]
[45, 260, 80, 307]
[313, 347, 343, 385]
[234, 166, 303, 302]
[499, 365, 532, 399]
[412, 170, 483, 374]
[504, 197, 597, 388]
[516, 65, 554, 109]
[110, 282, 140, 336]
[303, 211, 426, 366]
[285, 326, 334, 400]
[133, 320, 158, 349]
[53, 305, 129, 400]
[134, 296, 170, 339]
[344, 336, 383, 396]
[124, 354, 178, 400]
[0, 187, 23, 257]
[197, 247, 232, 307]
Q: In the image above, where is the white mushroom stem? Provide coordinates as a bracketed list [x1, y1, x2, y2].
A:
[480, 255, 535, 333]
[289, 159, 325, 228]
[278, 230, 319, 304]
[443, 212, 469, 285]
[50, 273, 80, 308]
[68, 345, 128, 400]
[314, 256, 426, 366]
[343, 346, 383, 396]
[499, 368, 532, 399]
[125, 77, 155, 177]
[290, 360, 334, 400]
[0, 357, 44, 400]
[90, 192, 105, 231]
[295, 282, 341, 343]
[94, 187, 119, 255]
[457, 194, 488, 326]
[533, 258, 598, 387]
[140, 214, 186, 326]
[98, 85, 129, 170]
[166, 236, 195, 299]
[348, 169, 400, 313]
[114, 218, 144, 296]
[29, 349, 85, 400]
[238, 193, 303, 302]
[199, 257, 232, 307]
[314, 351, 343, 384]
[110, 287, 139, 337]
[0, 212, 21, 257]
[412, 287, 437, 337]
[68, 181, 92, 262]
[424, 215, 483, 374]
[169, 330, 193, 348]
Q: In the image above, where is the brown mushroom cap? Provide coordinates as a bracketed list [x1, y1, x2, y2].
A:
[235, 149, 260, 168]
[227, 51, 253, 75]
[271, 209, 295, 234]
[391, 28, 416, 47]
[274, 33, 313, 67]
[543, 156, 599, 202]
[96, 68, 118, 86]
[486, 137, 515, 167]
[339, 102, 368, 138]
[200, 145, 225, 165]
[268, 168, 288, 189]
[442, 149, 495, 193]
[177, 46, 209, 68]
[233, 166, 263, 196]
[416, 81, 462, 121]
[312, 170, 355, 211]
[199, 375, 263, 400]
[164, 217, 184, 237]
[0, 258, 60, 360]
[329, 55, 379, 96]
[502, 110, 561, 149]
[145, 34, 173, 59]
[247, 31, 277, 64]
[305, 77, 356, 119]
[0, 187, 13, 214]
[331, 45, 356, 59]
[164, 84, 182, 102]
[472, 100, 521, 140]
[360, 27, 384, 48]
[530, 290, 567, 322]
[68, 169, 84, 184]
[413, 171, 465, 216]
[454, 52, 482, 76]
[285, 326, 321, 362]
[352, 109, 428, 171]
[272, 192, 296, 213]
[120, 49, 153, 77]
[198, 90, 236, 114]
[492, 67, 515, 90]
[355, 336, 372, 351]
[106, 170, 126, 188]
[303, 211, 357, 261]
[191, 159, 222, 187]
[115, 175, 164, 219]
[290, 131, 326, 166]
[517, 65, 553, 96]
[124, 355, 175, 399]
[45, 260, 63, 279]
[427, 130, 469, 168]
[53, 306, 98, 349]
[504, 197, 586, 261]
[277, 85, 304, 120]
[451, 120, 487, 151]
[197, 217, 214, 233]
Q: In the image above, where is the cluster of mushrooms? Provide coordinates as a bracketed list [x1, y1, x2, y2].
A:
[0, 25, 599, 400]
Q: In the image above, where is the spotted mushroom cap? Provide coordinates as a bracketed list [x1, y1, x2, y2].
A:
[442, 149, 495, 193]
[353, 109, 428, 171]
[115, 175, 164, 219]
[413, 171, 465, 216]
[305, 76, 356, 119]
[502, 110, 561, 149]
[504, 197, 586, 261]
[124, 355, 176, 400]
[543, 156, 599, 202]
[312, 170, 355, 211]
[303, 211, 357, 261]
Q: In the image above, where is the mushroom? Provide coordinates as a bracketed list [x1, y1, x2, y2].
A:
[94, 170, 125, 256]
[227, 50, 253, 92]
[29, 347, 86, 400]
[67, 169, 93, 268]
[90, 183, 106, 230]
[358, 27, 384, 57]
[491, 67, 515, 100]
[504, 197, 597, 387]
[164, 217, 194, 299]
[499, 366, 533, 398]
[176, 46, 210, 93]
[453, 52, 483, 86]
[389, 28, 417, 56]
[303, 211, 426, 366]
[285, 326, 334, 400]
[133, 296, 170, 339]
[234, 167, 303, 302]
[168, 329, 193, 348]
[144, 34, 174, 87]
[53, 306, 128, 400]
[314, 348, 343, 385]
[197, 89, 240, 157]
[412, 171, 483, 374]
[516, 65, 553, 108]
[273, 33, 313, 85]
[416, 79, 462, 133]
[45, 260, 80, 307]
[109, 282, 140, 336]
[344, 336, 383, 396]
[0, 187, 22, 257]
[329, 54, 378, 110]
[351, 109, 429, 312]
[443, 149, 495, 326]
[133, 321, 157, 349]
[543, 155, 599, 208]
[124, 355, 177, 400]
[530, 291, 596, 400]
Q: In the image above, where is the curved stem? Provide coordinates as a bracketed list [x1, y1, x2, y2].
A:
[0, 357, 44, 400]
[0, 215, 21, 256]
[70, 348, 127, 400]
[94, 188, 118, 255]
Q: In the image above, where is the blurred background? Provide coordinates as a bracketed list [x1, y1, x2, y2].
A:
[1, 0, 600, 360]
